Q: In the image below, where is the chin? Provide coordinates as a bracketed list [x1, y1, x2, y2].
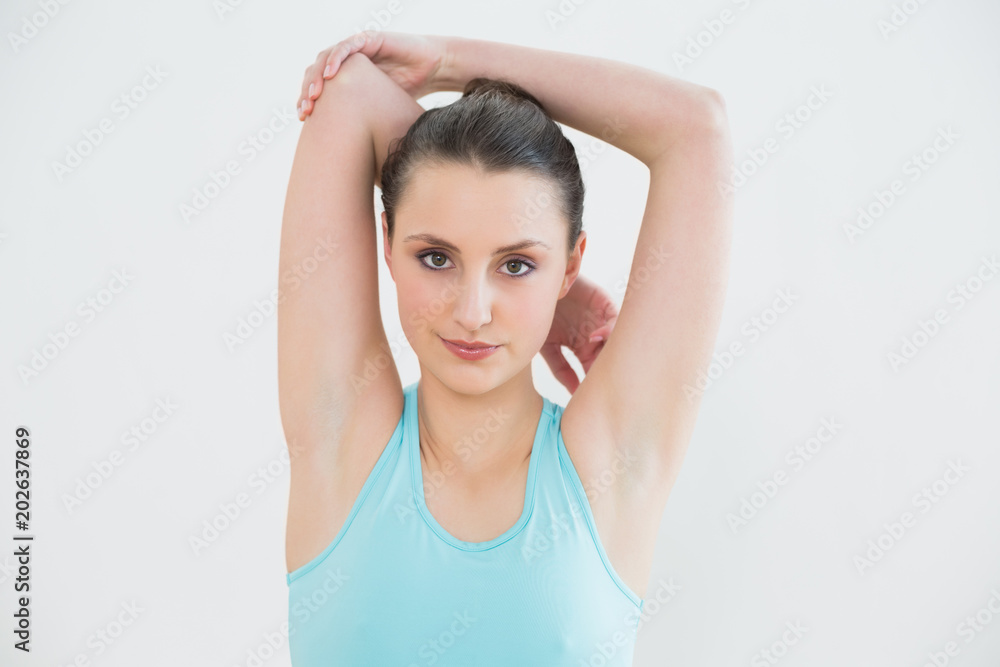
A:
[418, 337, 508, 394]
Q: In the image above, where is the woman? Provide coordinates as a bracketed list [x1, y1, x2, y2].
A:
[279, 30, 732, 666]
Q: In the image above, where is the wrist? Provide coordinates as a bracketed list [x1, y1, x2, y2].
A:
[430, 35, 466, 94]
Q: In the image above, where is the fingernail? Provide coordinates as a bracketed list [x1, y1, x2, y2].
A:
[324, 64, 332, 77]
[590, 334, 604, 342]
[308, 82, 315, 97]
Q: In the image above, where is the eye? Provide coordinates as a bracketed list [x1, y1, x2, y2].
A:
[501, 258, 536, 278]
[415, 251, 536, 278]
[417, 251, 454, 270]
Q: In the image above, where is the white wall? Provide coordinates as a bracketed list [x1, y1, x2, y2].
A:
[2, 0, 998, 665]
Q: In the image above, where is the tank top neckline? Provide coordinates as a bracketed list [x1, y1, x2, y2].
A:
[407, 379, 554, 552]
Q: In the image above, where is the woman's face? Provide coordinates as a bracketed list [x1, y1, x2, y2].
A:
[383, 162, 584, 393]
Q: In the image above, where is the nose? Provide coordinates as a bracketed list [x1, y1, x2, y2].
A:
[450, 272, 493, 333]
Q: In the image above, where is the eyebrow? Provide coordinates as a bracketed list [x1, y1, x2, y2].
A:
[402, 233, 552, 256]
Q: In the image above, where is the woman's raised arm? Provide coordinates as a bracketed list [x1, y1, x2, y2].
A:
[433, 35, 722, 166]
[279, 53, 421, 463]
[300, 32, 718, 165]
[295, 33, 732, 511]
[281, 53, 430, 573]
[432, 36, 733, 509]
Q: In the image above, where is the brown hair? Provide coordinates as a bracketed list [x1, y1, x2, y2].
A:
[379, 77, 584, 257]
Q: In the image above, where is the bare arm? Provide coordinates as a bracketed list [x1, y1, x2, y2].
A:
[432, 36, 733, 503]
[278, 53, 423, 457]
[433, 35, 723, 166]
[282, 53, 434, 573]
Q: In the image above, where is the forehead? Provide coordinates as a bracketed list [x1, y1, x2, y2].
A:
[396, 162, 564, 244]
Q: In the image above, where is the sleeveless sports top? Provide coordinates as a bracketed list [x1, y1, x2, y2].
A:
[286, 379, 645, 666]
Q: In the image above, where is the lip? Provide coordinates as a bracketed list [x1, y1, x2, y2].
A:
[443, 338, 497, 349]
[440, 336, 501, 360]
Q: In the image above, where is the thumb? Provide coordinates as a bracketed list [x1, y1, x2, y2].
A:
[539, 343, 580, 395]
[589, 324, 612, 343]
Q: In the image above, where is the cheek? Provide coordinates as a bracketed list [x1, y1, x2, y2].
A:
[497, 289, 556, 346]
[396, 265, 450, 338]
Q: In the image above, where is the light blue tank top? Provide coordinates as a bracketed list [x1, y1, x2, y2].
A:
[286, 379, 645, 666]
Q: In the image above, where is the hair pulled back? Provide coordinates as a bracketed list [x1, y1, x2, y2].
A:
[379, 77, 584, 256]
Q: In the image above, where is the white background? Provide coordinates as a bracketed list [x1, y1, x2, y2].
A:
[2, 0, 999, 665]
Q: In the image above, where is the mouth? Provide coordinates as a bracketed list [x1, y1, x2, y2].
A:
[442, 337, 499, 349]
[439, 336, 501, 360]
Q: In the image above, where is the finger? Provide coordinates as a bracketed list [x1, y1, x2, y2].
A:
[325, 31, 373, 80]
[305, 42, 359, 120]
[300, 46, 339, 119]
[304, 48, 335, 116]
[298, 64, 315, 120]
[588, 313, 618, 342]
[323, 42, 351, 80]
[588, 325, 610, 343]
[579, 340, 604, 373]
[308, 49, 334, 101]
[300, 31, 382, 121]
[322, 52, 351, 86]
[539, 344, 580, 395]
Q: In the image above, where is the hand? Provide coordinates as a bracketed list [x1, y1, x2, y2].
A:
[539, 275, 619, 395]
[298, 30, 449, 119]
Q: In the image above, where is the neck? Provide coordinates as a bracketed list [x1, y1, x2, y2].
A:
[415, 368, 543, 489]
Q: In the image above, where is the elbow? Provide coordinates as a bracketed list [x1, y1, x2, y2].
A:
[648, 87, 729, 164]
[695, 87, 729, 134]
